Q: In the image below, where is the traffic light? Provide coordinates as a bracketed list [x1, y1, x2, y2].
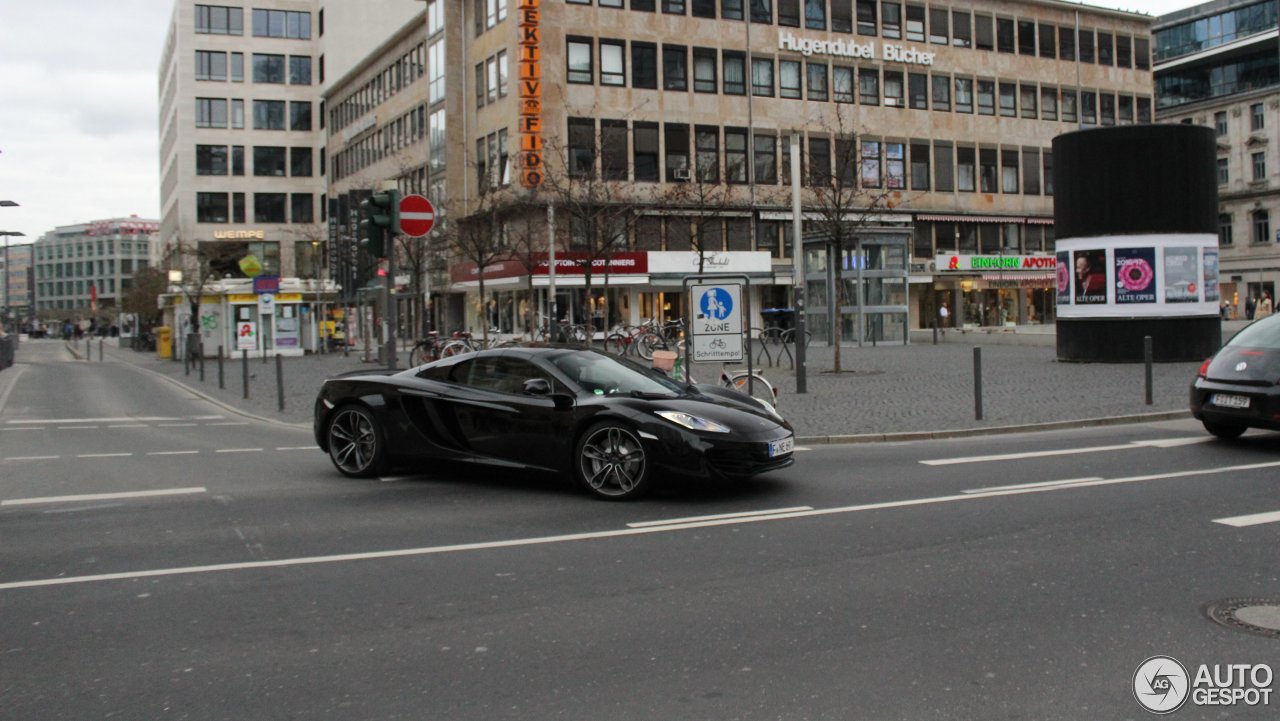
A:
[359, 189, 400, 258]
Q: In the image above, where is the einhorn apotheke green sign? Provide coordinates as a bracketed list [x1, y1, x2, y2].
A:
[938, 254, 1058, 271]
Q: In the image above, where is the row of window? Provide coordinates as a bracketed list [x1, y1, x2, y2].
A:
[1219, 209, 1273, 246]
[195, 98, 312, 131]
[195, 5, 312, 39]
[196, 192, 319, 224]
[33, 240, 153, 261]
[330, 105, 436, 182]
[565, 0, 1151, 70]
[472, 0, 508, 36]
[34, 260, 145, 281]
[1156, 0, 1276, 62]
[564, 38, 1154, 123]
[475, 51, 511, 109]
[195, 51, 312, 85]
[37, 278, 127, 301]
[196, 144, 318, 178]
[1215, 103, 1268, 135]
[1216, 152, 1272, 186]
[559, 117, 1056, 196]
[329, 41, 428, 132]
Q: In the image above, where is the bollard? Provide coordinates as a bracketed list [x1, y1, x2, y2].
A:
[1144, 336, 1154, 405]
[218, 346, 225, 389]
[86, 337, 91, 362]
[276, 354, 285, 411]
[242, 349, 249, 399]
[932, 319, 938, 345]
[99, 338, 104, 361]
[184, 344, 190, 375]
[973, 346, 984, 420]
[199, 344, 205, 382]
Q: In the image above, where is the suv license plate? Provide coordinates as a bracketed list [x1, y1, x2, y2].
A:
[769, 436, 795, 457]
[1211, 393, 1251, 409]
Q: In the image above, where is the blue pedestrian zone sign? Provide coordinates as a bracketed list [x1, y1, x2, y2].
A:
[691, 283, 744, 362]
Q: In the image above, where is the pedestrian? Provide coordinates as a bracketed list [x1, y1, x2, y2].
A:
[1256, 291, 1274, 320]
[1246, 295, 1257, 320]
[938, 301, 950, 328]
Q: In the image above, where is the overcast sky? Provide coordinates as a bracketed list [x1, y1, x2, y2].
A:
[0, 0, 1206, 246]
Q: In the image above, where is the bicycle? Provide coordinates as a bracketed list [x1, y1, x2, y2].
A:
[603, 319, 664, 359]
[409, 331, 447, 365]
[665, 340, 779, 409]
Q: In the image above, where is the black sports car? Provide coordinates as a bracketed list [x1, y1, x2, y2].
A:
[1190, 313, 1280, 439]
[314, 346, 795, 499]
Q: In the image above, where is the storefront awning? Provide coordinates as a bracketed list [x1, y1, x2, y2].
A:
[917, 214, 1055, 225]
[981, 272, 1056, 281]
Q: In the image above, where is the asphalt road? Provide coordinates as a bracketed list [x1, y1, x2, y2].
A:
[2, 343, 1279, 720]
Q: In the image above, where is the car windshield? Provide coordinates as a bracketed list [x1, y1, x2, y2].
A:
[1226, 315, 1280, 350]
[550, 350, 682, 397]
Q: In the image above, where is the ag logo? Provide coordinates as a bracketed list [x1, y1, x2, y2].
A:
[1134, 655, 1190, 714]
[1236, 361, 1248, 372]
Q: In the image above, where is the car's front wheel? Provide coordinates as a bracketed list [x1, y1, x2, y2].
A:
[327, 404, 387, 477]
[1203, 420, 1247, 440]
[575, 422, 651, 500]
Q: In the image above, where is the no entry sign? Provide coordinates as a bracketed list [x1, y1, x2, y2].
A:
[399, 194, 435, 237]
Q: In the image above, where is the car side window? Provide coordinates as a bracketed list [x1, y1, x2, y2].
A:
[464, 356, 507, 391]
[446, 359, 473, 384]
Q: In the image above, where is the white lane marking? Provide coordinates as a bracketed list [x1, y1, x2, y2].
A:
[379, 475, 415, 483]
[58, 426, 100, 430]
[207, 422, 249, 426]
[1213, 510, 1280, 528]
[76, 453, 134, 459]
[922, 437, 1209, 466]
[276, 446, 317, 451]
[215, 448, 263, 453]
[158, 423, 198, 427]
[8, 459, 1279, 592]
[963, 477, 1105, 494]
[628, 507, 815, 528]
[108, 424, 148, 429]
[794, 446, 813, 452]
[5, 416, 223, 424]
[1, 427, 42, 432]
[2, 487, 207, 507]
[147, 450, 200, 456]
[5, 455, 61, 461]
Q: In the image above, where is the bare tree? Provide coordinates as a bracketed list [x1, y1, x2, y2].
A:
[447, 164, 510, 346]
[803, 105, 911, 373]
[165, 239, 243, 355]
[122, 266, 167, 327]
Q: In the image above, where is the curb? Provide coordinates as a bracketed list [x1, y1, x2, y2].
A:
[796, 410, 1193, 445]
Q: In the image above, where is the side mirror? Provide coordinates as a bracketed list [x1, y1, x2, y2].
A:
[522, 378, 552, 396]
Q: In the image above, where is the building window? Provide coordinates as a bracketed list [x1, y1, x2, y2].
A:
[197, 192, 229, 223]
[634, 121, 660, 181]
[253, 146, 287, 176]
[879, 69, 901, 106]
[753, 57, 775, 96]
[1252, 209, 1270, 244]
[196, 50, 227, 81]
[254, 193, 287, 223]
[196, 98, 228, 128]
[632, 42, 658, 89]
[1252, 103, 1265, 131]
[600, 41, 626, 86]
[1038, 23, 1056, 58]
[780, 0, 801, 27]
[857, 0, 877, 35]
[253, 54, 285, 83]
[1041, 87, 1057, 120]
[568, 38, 593, 84]
[724, 127, 748, 183]
[693, 0, 716, 17]
[804, 0, 825, 30]
[196, 145, 229, 175]
[695, 126, 720, 182]
[291, 194, 314, 223]
[750, 0, 772, 24]
[663, 45, 688, 91]
[252, 9, 311, 39]
[1043, 151, 1054, 195]
[996, 17, 1014, 52]
[1215, 111, 1229, 136]
[1097, 32, 1113, 65]
[754, 133, 777, 184]
[928, 7, 948, 44]
[810, 137, 831, 184]
[931, 74, 950, 111]
[954, 76, 972, 113]
[1058, 26, 1075, 61]
[831, 0, 851, 33]
[1217, 157, 1229, 186]
[724, 51, 746, 95]
[909, 142, 930, 189]
[429, 41, 446, 104]
[601, 120, 628, 180]
[1023, 148, 1041, 195]
[977, 80, 995, 115]
[289, 56, 311, 85]
[952, 10, 970, 47]
[1219, 213, 1233, 246]
[232, 145, 244, 175]
[1080, 91, 1097, 125]
[934, 143, 954, 191]
[808, 63, 829, 101]
[1001, 148, 1019, 193]
[1020, 84, 1037, 119]
[1017, 20, 1035, 54]
[290, 147, 312, 177]
[1118, 95, 1133, 124]
[1061, 89, 1077, 123]
[956, 146, 975, 191]
[665, 123, 691, 181]
[568, 117, 596, 178]
[693, 48, 718, 92]
[998, 82, 1015, 117]
[905, 4, 925, 42]
[290, 102, 311, 131]
[858, 66, 878, 104]
[486, 56, 499, 102]
[885, 142, 905, 188]
[781, 60, 803, 99]
[1116, 35, 1132, 66]
[860, 139, 881, 188]
[980, 148, 998, 193]
[1253, 151, 1267, 181]
[251, 100, 285, 130]
[1078, 28, 1095, 63]
[195, 5, 243, 35]
[908, 72, 927, 109]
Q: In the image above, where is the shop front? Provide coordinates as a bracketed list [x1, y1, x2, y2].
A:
[929, 253, 1057, 328]
[162, 278, 340, 358]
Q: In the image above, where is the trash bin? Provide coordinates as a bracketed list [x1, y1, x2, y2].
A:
[156, 326, 172, 359]
[761, 308, 796, 332]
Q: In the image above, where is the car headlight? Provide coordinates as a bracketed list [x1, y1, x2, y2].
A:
[655, 410, 731, 433]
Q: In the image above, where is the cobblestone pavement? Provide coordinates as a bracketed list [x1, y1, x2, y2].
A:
[49, 325, 1225, 443]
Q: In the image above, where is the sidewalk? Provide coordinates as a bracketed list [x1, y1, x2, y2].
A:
[67, 330, 1210, 442]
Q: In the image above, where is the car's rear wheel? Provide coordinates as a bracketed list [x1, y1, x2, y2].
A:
[327, 404, 387, 477]
[1203, 420, 1247, 440]
[575, 422, 651, 500]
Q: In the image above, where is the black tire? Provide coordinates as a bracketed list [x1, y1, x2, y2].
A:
[326, 404, 387, 478]
[1203, 421, 1247, 440]
[636, 332, 664, 361]
[604, 333, 628, 355]
[574, 422, 651, 500]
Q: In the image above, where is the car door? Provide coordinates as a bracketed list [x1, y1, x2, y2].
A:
[446, 354, 574, 472]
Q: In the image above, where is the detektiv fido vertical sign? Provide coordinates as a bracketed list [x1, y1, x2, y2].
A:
[518, 0, 542, 188]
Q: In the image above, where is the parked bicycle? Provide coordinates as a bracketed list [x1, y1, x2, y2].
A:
[664, 340, 779, 409]
[603, 319, 664, 360]
[409, 331, 447, 365]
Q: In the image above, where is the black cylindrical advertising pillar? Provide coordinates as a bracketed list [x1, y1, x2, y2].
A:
[1053, 125, 1221, 362]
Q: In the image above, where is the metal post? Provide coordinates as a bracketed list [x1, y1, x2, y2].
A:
[98, 337, 103, 361]
[973, 346, 984, 420]
[242, 349, 249, 399]
[86, 337, 92, 363]
[1144, 335, 1154, 405]
[199, 344, 205, 382]
[790, 132, 807, 394]
[548, 203, 557, 323]
[932, 319, 938, 345]
[276, 353, 285, 411]
[183, 340, 189, 375]
[218, 346, 225, 390]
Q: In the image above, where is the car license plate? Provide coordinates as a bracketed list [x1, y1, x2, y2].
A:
[769, 436, 795, 457]
[1211, 393, 1251, 409]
